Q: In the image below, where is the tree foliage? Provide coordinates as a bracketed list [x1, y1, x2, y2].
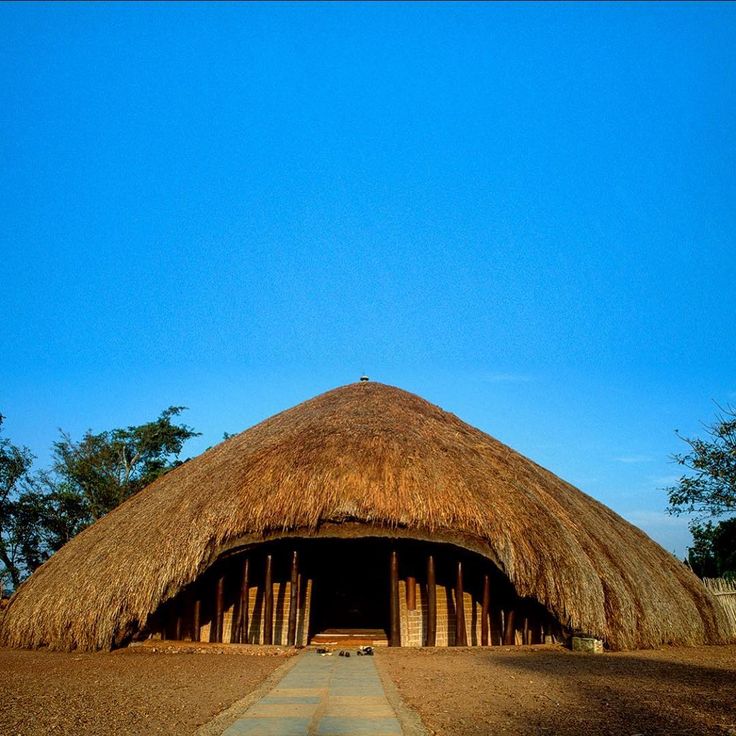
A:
[667, 406, 736, 518]
[0, 407, 199, 595]
[687, 518, 736, 580]
[51, 406, 199, 521]
[0, 415, 37, 591]
[667, 406, 736, 581]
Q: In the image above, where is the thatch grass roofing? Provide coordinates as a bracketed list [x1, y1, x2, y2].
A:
[1, 382, 730, 651]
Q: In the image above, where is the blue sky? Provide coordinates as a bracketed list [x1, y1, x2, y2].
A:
[1, 2, 734, 555]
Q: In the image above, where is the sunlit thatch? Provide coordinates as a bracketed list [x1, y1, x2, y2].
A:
[1, 382, 729, 651]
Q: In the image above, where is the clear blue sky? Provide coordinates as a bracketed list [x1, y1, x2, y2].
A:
[2, 2, 735, 556]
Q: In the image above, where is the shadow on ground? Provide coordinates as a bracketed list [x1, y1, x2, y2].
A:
[379, 645, 736, 736]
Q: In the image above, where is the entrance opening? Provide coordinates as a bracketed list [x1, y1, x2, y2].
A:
[305, 539, 390, 644]
[144, 535, 567, 649]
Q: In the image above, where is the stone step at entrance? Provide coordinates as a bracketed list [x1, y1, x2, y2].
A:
[310, 628, 389, 647]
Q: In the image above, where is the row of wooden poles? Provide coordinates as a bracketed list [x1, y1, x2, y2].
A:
[395, 550, 514, 647]
[165, 551, 299, 645]
[164, 547, 526, 646]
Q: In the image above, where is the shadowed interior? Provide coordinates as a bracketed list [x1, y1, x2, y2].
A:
[145, 537, 564, 648]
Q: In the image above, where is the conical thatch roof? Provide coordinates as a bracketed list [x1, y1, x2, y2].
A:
[1, 382, 729, 651]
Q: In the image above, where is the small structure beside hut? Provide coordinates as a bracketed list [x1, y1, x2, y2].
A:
[702, 578, 736, 639]
[0, 382, 730, 652]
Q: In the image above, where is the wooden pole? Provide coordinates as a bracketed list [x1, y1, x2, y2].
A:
[389, 549, 400, 647]
[503, 608, 516, 645]
[192, 597, 201, 642]
[263, 554, 273, 645]
[174, 611, 182, 641]
[523, 615, 530, 645]
[230, 576, 241, 644]
[241, 557, 250, 644]
[454, 559, 467, 646]
[287, 550, 299, 646]
[211, 572, 225, 643]
[426, 554, 436, 647]
[297, 572, 304, 645]
[481, 574, 490, 646]
[406, 576, 417, 611]
[232, 557, 249, 643]
[182, 589, 193, 641]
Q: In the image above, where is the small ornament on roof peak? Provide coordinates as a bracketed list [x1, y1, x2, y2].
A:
[359, 374, 370, 382]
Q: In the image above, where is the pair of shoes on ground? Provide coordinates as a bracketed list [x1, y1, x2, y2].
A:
[315, 646, 373, 657]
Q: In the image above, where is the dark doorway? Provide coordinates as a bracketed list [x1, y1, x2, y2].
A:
[306, 539, 390, 639]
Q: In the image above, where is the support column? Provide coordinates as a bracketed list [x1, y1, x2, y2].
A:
[389, 549, 400, 647]
[242, 557, 250, 644]
[426, 554, 436, 647]
[454, 559, 467, 646]
[232, 557, 249, 643]
[192, 597, 201, 642]
[263, 554, 273, 645]
[406, 576, 417, 611]
[287, 550, 299, 646]
[211, 572, 225, 643]
[182, 589, 194, 641]
[503, 608, 516, 645]
[481, 574, 490, 646]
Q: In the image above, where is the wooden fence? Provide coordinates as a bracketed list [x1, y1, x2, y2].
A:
[702, 577, 736, 638]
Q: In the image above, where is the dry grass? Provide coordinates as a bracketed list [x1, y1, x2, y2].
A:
[1, 382, 730, 651]
[703, 578, 736, 638]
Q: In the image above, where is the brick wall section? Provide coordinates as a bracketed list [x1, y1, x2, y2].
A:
[198, 579, 311, 646]
[399, 580, 482, 647]
[154, 575, 498, 647]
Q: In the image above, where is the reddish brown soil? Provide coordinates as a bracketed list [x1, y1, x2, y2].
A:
[1, 645, 292, 736]
[4, 643, 735, 735]
[377, 644, 736, 736]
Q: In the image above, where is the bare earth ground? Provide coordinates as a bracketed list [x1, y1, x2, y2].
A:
[3, 643, 735, 736]
[0, 644, 293, 736]
[376, 644, 736, 736]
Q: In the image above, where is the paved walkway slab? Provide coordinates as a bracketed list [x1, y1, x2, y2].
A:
[221, 653, 403, 736]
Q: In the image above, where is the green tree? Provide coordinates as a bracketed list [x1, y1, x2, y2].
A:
[687, 519, 736, 580]
[33, 475, 93, 552]
[667, 406, 736, 518]
[0, 415, 37, 592]
[667, 406, 736, 580]
[51, 406, 199, 521]
[0, 407, 199, 594]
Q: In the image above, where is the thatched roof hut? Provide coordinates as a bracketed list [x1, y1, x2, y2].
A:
[1, 382, 729, 651]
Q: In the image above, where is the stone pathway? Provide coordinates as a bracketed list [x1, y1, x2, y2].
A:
[221, 652, 403, 735]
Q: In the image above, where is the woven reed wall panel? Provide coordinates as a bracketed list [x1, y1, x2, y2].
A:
[703, 578, 736, 638]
